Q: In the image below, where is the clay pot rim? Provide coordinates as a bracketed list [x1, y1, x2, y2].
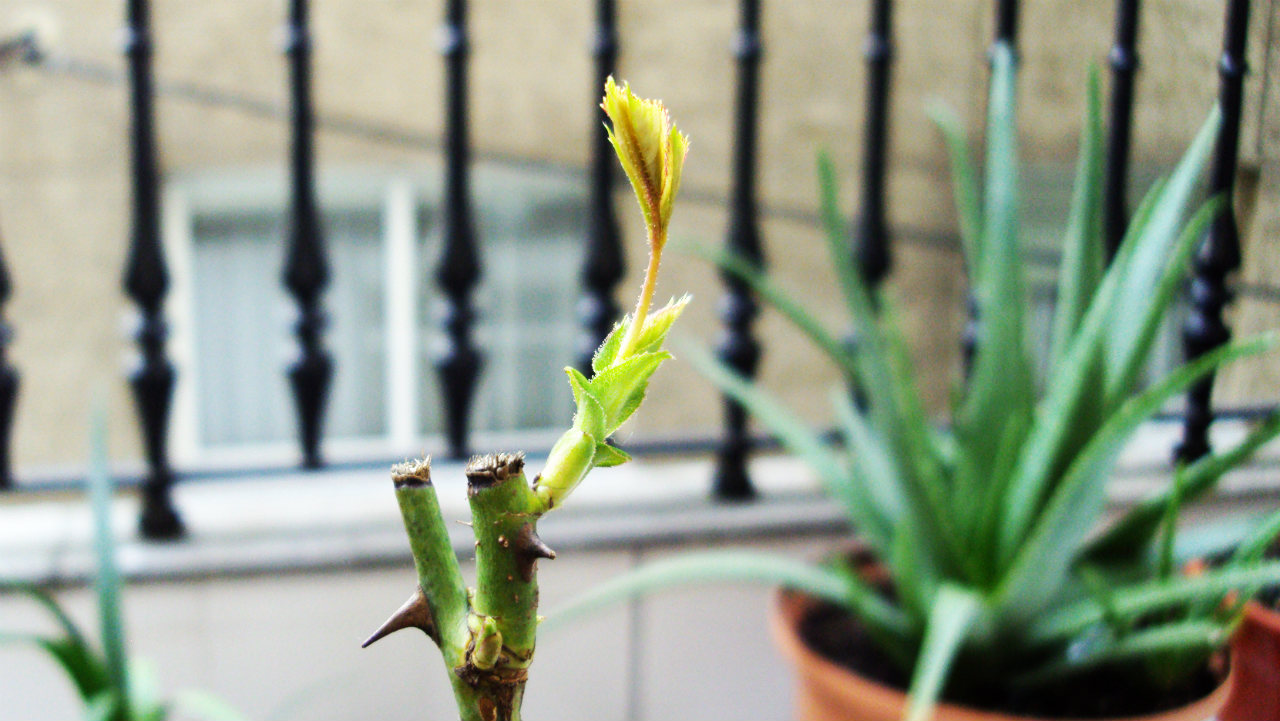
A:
[1242, 599, 1280, 633]
[770, 587, 1234, 721]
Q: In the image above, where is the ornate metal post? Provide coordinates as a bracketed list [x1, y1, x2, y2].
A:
[282, 0, 332, 469]
[434, 0, 482, 459]
[122, 0, 182, 538]
[1103, 0, 1141, 261]
[854, 0, 893, 290]
[712, 0, 764, 500]
[0, 225, 17, 489]
[1178, 0, 1250, 463]
[576, 0, 624, 375]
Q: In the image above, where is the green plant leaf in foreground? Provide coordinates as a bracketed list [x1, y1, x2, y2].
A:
[903, 584, 982, 721]
[544, 550, 913, 642]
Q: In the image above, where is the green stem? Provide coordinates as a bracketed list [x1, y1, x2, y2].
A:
[454, 453, 555, 721]
[617, 227, 665, 360]
[392, 461, 468, 651]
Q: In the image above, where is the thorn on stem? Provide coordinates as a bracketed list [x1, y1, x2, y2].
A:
[513, 523, 556, 582]
[362, 587, 437, 648]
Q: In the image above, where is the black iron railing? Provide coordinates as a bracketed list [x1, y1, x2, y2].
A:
[0, 0, 1269, 540]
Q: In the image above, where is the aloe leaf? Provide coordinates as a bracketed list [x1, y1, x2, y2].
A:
[0, 634, 110, 702]
[816, 151, 880, 333]
[903, 584, 982, 721]
[88, 410, 130, 716]
[997, 175, 1170, 565]
[1084, 411, 1280, 562]
[175, 691, 246, 721]
[1029, 560, 1280, 645]
[686, 242, 858, 381]
[84, 691, 121, 721]
[7, 584, 90, 647]
[680, 341, 856, 512]
[829, 390, 903, 554]
[928, 103, 983, 279]
[1103, 107, 1221, 392]
[1106, 195, 1225, 405]
[1017, 619, 1225, 687]
[543, 551, 913, 640]
[1229, 505, 1280, 566]
[1157, 465, 1190, 581]
[815, 152, 909, 440]
[955, 41, 1035, 501]
[1048, 66, 1105, 374]
[995, 333, 1278, 622]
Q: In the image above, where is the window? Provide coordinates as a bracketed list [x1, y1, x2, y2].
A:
[165, 165, 585, 465]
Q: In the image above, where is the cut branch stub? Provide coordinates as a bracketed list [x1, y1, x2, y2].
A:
[390, 458, 468, 651]
[466, 453, 545, 660]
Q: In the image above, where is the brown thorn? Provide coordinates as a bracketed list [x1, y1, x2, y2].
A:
[362, 587, 437, 648]
[513, 523, 556, 582]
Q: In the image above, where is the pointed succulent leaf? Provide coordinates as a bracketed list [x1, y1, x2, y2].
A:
[928, 103, 984, 278]
[1049, 65, 1105, 373]
[591, 443, 631, 468]
[1085, 411, 1280, 561]
[903, 584, 983, 721]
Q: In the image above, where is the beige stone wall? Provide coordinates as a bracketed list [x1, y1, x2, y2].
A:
[0, 0, 1276, 470]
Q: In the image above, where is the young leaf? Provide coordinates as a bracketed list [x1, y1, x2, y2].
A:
[589, 351, 672, 434]
[591, 443, 631, 468]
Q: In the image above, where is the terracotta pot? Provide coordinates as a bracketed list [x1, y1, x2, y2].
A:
[770, 590, 1233, 721]
[1220, 601, 1280, 721]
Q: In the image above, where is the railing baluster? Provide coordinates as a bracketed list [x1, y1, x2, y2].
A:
[713, 0, 764, 500]
[576, 0, 623, 375]
[435, 0, 482, 459]
[1103, 0, 1141, 261]
[854, 0, 894, 290]
[994, 0, 1019, 53]
[122, 0, 182, 538]
[0, 225, 17, 490]
[282, 0, 332, 469]
[1177, 0, 1251, 463]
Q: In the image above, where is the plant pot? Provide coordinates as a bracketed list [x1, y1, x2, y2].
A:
[770, 589, 1234, 721]
[1220, 601, 1280, 721]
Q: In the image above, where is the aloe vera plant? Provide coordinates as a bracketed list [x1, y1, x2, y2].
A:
[361, 78, 687, 721]
[556, 44, 1280, 720]
[0, 415, 242, 721]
